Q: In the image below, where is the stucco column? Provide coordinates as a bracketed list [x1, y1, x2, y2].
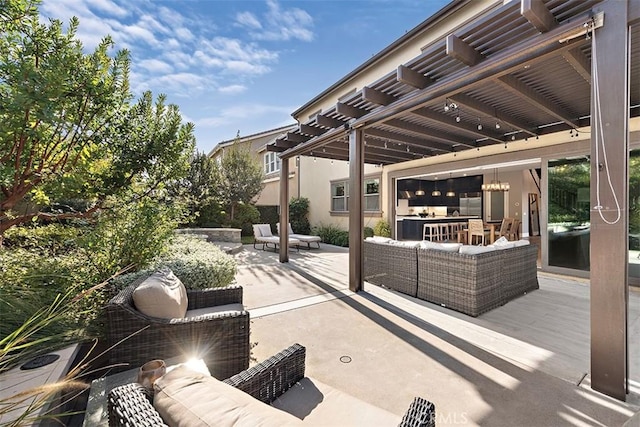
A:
[279, 155, 290, 263]
[589, 0, 629, 401]
[349, 129, 364, 292]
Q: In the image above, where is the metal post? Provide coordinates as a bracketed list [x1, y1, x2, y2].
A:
[279, 155, 290, 263]
[589, 0, 629, 401]
[349, 129, 365, 292]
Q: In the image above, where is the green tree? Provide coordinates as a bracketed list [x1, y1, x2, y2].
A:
[168, 151, 221, 226]
[0, 2, 194, 236]
[217, 136, 264, 221]
[289, 197, 310, 234]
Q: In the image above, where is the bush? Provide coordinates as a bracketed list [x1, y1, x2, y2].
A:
[228, 203, 260, 236]
[289, 197, 311, 234]
[110, 235, 237, 291]
[257, 205, 279, 229]
[373, 219, 392, 237]
[312, 223, 349, 247]
[364, 227, 374, 238]
[80, 196, 184, 281]
[2, 223, 83, 254]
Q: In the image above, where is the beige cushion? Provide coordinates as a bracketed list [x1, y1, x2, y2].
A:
[491, 236, 517, 249]
[133, 268, 188, 319]
[459, 245, 496, 255]
[514, 239, 530, 247]
[154, 365, 303, 427]
[419, 241, 461, 252]
[185, 303, 244, 318]
[272, 377, 400, 426]
[258, 224, 273, 237]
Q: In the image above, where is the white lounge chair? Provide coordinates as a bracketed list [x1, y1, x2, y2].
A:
[252, 224, 300, 252]
[277, 223, 321, 249]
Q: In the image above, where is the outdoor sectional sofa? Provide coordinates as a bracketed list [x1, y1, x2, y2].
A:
[364, 238, 539, 317]
[108, 343, 436, 427]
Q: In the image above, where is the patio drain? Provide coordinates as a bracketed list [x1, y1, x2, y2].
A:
[339, 355, 352, 364]
[20, 354, 60, 370]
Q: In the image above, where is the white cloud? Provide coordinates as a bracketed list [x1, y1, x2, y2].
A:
[236, 0, 314, 42]
[138, 58, 173, 74]
[197, 103, 293, 128]
[193, 37, 277, 76]
[235, 11, 261, 30]
[91, 0, 128, 18]
[218, 85, 247, 95]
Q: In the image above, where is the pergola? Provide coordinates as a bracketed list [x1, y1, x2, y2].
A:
[268, 0, 640, 401]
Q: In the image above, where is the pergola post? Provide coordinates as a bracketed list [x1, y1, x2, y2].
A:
[279, 155, 290, 263]
[348, 128, 364, 292]
[589, 0, 629, 401]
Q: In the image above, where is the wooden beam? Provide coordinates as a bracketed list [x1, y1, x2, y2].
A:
[521, 0, 556, 33]
[336, 102, 367, 119]
[285, 132, 310, 143]
[384, 118, 472, 147]
[446, 34, 483, 66]
[278, 154, 290, 263]
[563, 48, 591, 83]
[362, 86, 396, 106]
[315, 114, 345, 129]
[266, 145, 287, 152]
[299, 123, 325, 137]
[365, 128, 452, 153]
[590, 0, 628, 401]
[496, 74, 579, 128]
[451, 93, 538, 136]
[397, 64, 431, 89]
[348, 129, 364, 292]
[410, 108, 504, 144]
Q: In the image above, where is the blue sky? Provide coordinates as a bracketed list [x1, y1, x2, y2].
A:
[39, 0, 450, 154]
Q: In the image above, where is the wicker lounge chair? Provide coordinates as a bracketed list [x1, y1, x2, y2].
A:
[277, 222, 322, 249]
[253, 223, 301, 252]
[105, 276, 250, 380]
[108, 344, 436, 427]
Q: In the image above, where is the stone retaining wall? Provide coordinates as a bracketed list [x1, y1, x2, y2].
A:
[175, 228, 241, 243]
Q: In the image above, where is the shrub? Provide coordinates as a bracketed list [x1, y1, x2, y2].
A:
[373, 219, 392, 237]
[2, 223, 83, 254]
[110, 235, 237, 291]
[228, 203, 260, 236]
[257, 205, 279, 228]
[312, 223, 349, 247]
[364, 227, 374, 238]
[289, 197, 311, 234]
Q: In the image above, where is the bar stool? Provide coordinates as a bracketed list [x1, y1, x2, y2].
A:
[449, 222, 464, 242]
[423, 223, 440, 241]
[437, 223, 449, 241]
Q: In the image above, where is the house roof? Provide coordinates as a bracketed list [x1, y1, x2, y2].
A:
[208, 124, 297, 157]
[269, 0, 640, 165]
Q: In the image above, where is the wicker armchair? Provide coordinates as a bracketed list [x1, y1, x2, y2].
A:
[108, 344, 436, 427]
[105, 277, 250, 380]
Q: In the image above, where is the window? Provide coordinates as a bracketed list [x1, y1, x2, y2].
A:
[331, 177, 380, 212]
[264, 152, 281, 174]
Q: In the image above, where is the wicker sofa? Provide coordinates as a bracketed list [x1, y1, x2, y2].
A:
[364, 239, 538, 317]
[105, 277, 250, 380]
[108, 343, 436, 427]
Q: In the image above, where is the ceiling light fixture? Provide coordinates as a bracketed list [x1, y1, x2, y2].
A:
[446, 173, 456, 197]
[432, 179, 441, 197]
[481, 168, 510, 192]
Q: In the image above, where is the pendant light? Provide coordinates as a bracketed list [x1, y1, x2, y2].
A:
[415, 180, 425, 196]
[446, 173, 456, 197]
[481, 168, 510, 192]
[431, 179, 441, 197]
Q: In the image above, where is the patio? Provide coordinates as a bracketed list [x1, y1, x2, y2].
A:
[234, 243, 640, 426]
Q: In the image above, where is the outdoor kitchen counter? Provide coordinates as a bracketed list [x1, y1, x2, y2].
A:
[396, 216, 479, 240]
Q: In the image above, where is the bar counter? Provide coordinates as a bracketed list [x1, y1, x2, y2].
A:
[396, 216, 479, 241]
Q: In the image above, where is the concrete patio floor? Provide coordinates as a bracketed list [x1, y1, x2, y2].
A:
[234, 243, 640, 426]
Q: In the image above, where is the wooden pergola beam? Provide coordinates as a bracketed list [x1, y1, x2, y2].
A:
[315, 114, 345, 129]
[521, 0, 557, 33]
[496, 75, 579, 128]
[365, 127, 452, 153]
[362, 86, 396, 106]
[336, 102, 367, 119]
[451, 93, 538, 137]
[410, 107, 503, 144]
[397, 64, 432, 89]
[285, 132, 310, 143]
[384, 118, 473, 147]
[299, 123, 325, 137]
[563, 47, 591, 83]
[446, 34, 484, 66]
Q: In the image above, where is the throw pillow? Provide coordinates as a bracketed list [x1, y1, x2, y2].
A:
[492, 236, 516, 249]
[258, 224, 273, 237]
[459, 245, 496, 255]
[133, 268, 188, 319]
[154, 365, 303, 426]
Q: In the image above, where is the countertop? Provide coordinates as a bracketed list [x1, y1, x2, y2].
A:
[396, 215, 479, 221]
